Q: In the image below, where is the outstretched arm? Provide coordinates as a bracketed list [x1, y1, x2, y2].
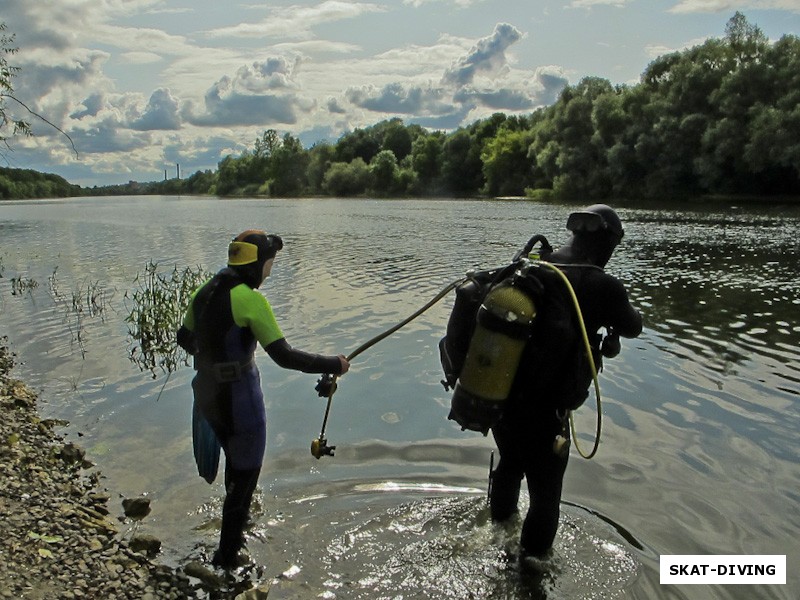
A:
[265, 338, 349, 375]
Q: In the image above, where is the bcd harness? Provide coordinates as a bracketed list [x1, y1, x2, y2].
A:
[439, 234, 604, 459]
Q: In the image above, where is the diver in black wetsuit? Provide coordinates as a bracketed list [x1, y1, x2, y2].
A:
[177, 230, 350, 568]
[489, 204, 642, 558]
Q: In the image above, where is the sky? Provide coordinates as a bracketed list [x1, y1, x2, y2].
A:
[2, 0, 799, 187]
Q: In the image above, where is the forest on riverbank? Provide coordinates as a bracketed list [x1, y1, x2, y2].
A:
[5, 13, 799, 203]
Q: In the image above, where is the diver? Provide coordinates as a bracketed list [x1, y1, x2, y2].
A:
[486, 205, 642, 558]
[176, 230, 350, 569]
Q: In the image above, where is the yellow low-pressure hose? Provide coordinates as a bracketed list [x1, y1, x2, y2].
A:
[535, 261, 602, 459]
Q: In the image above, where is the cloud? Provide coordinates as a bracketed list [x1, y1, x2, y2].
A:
[345, 82, 452, 115]
[453, 88, 536, 111]
[442, 23, 524, 87]
[403, 0, 481, 6]
[668, 0, 800, 13]
[183, 59, 315, 127]
[644, 37, 709, 58]
[236, 57, 302, 92]
[12, 48, 113, 128]
[534, 65, 570, 105]
[131, 89, 181, 131]
[67, 122, 150, 155]
[70, 93, 106, 120]
[568, 0, 633, 7]
[327, 97, 348, 114]
[204, 0, 386, 40]
[451, 65, 568, 111]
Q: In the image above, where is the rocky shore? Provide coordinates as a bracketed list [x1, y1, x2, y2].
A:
[0, 343, 203, 599]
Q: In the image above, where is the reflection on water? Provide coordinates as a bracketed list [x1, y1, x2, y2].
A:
[1, 196, 798, 599]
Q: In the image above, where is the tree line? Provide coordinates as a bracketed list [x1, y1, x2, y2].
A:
[17, 13, 800, 201]
[0, 167, 81, 199]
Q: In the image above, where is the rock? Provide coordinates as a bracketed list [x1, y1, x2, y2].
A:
[121, 496, 151, 519]
[0, 344, 198, 597]
[59, 442, 85, 464]
[235, 582, 273, 599]
[129, 534, 161, 556]
[183, 561, 225, 588]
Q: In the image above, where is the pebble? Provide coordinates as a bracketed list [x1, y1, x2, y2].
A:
[0, 344, 199, 599]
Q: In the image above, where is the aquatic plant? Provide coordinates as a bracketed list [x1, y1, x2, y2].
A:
[124, 262, 209, 377]
[10, 275, 37, 295]
[47, 268, 113, 358]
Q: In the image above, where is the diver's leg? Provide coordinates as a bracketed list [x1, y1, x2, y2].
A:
[214, 459, 260, 568]
[520, 449, 568, 557]
[490, 422, 525, 521]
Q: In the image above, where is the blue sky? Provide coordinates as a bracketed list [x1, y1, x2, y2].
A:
[2, 0, 799, 187]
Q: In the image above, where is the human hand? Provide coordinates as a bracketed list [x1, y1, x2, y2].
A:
[600, 329, 620, 358]
[338, 355, 350, 375]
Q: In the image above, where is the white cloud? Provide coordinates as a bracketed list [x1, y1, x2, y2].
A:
[183, 59, 315, 127]
[120, 51, 163, 64]
[568, 0, 633, 7]
[131, 89, 181, 130]
[203, 0, 386, 40]
[442, 23, 524, 87]
[345, 82, 452, 115]
[669, 0, 800, 13]
[644, 37, 709, 58]
[403, 0, 481, 6]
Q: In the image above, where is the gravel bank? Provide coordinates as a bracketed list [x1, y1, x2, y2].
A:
[0, 343, 201, 599]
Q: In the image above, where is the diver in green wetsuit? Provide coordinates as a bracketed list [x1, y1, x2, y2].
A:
[177, 230, 350, 569]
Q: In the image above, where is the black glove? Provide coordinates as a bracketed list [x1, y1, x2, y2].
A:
[600, 329, 620, 358]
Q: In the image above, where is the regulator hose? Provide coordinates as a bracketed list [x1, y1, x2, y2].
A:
[535, 260, 603, 460]
[312, 277, 466, 458]
[312, 259, 604, 461]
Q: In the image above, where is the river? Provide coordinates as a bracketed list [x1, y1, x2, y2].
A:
[0, 196, 797, 599]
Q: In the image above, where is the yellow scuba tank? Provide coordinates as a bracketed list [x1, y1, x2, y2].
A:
[448, 277, 537, 435]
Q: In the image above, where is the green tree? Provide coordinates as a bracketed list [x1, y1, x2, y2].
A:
[269, 133, 309, 196]
[379, 119, 413, 161]
[725, 11, 768, 65]
[306, 142, 336, 194]
[410, 131, 444, 191]
[441, 129, 483, 195]
[336, 128, 380, 164]
[322, 158, 372, 196]
[481, 126, 535, 196]
[369, 149, 400, 195]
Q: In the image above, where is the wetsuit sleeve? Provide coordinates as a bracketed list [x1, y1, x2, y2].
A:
[230, 285, 343, 374]
[265, 338, 345, 374]
[602, 277, 643, 339]
[229, 285, 285, 347]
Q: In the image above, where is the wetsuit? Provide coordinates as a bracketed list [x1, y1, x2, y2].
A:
[178, 268, 343, 563]
[489, 263, 642, 557]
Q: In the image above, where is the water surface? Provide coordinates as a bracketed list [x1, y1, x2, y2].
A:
[1, 196, 797, 599]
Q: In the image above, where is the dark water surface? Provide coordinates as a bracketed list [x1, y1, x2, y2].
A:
[1, 196, 797, 599]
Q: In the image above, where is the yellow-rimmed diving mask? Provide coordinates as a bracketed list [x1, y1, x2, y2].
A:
[227, 230, 283, 267]
[228, 241, 260, 265]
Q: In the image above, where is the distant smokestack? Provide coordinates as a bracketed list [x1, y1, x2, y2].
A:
[177, 163, 180, 179]
[165, 169, 167, 181]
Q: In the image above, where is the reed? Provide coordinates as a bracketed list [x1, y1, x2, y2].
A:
[124, 262, 209, 377]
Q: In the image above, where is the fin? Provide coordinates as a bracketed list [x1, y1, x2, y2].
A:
[193, 406, 221, 484]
